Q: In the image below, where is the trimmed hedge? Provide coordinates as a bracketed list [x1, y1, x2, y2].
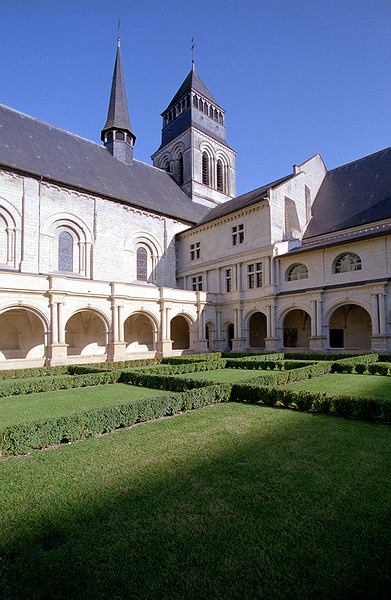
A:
[0, 371, 122, 398]
[131, 359, 227, 376]
[119, 370, 213, 392]
[282, 352, 367, 361]
[240, 360, 334, 386]
[161, 353, 222, 364]
[230, 382, 391, 422]
[68, 358, 160, 374]
[0, 383, 232, 456]
[222, 352, 284, 360]
[0, 365, 69, 381]
[226, 359, 314, 371]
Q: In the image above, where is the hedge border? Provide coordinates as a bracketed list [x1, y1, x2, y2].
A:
[1, 383, 232, 456]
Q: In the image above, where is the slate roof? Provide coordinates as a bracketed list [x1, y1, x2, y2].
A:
[102, 42, 135, 139]
[197, 174, 294, 225]
[163, 65, 221, 114]
[0, 104, 209, 224]
[304, 146, 391, 240]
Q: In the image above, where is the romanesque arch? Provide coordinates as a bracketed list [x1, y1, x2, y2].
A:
[205, 321, 215, 350]
[41, 212, 93, 277]
[170, 314, 190, 350]
[226, 322, 234, 351]
[0, 307, 46, 362]
[0, 199, 21, 269]
[65, 309, 107, 357]
[248, 311, 267, 349]
[124, 312, 156, 353]
[124, 231, 162, 284]
[328, 303, 371, 350]
[283, 308, 311, 349]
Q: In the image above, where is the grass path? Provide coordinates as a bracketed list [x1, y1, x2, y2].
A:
[1, 403, 390, 599]
[0, 383, 171, 428]
[174, 367, 273, 383]
[287, 373, 391, 400]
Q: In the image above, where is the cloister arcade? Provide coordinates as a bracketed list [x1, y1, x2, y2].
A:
[0, 307, 46, 361]
[0, 299, 383, 368]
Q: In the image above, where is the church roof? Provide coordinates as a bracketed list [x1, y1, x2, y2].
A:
[163, 65, 221, 114]
[197, 174, 293, 225]
[304, 146, 391, 239]
[101, 41, 134, 137]
[0, 104, 209, 223]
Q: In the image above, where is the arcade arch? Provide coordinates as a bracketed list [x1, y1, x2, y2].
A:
[328, 303, 371, 350]
[0, 307, 46, 361]
[65, 310, 107, 357]
[248, 312, 267, 349]
[283, 309, 311, 349]
[170, 315, 190, 350]
[124, 312, 156, 352]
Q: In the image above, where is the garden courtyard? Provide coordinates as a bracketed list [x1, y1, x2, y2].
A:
[1, 353, 391, 599]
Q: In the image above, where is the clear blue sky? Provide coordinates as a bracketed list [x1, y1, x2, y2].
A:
[1, 0, 390, 196]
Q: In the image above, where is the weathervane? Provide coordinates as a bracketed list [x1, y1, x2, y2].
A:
[191, 36, 195, 67]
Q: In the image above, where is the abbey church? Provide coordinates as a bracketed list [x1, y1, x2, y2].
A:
[1, 41, 390, 369]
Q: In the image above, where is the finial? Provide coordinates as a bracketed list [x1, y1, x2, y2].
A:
[117, 18, 121, 48]
[191, 36, 195, 68]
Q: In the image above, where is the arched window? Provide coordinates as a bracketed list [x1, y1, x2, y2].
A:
[193, 95, 198, 109]
[162, 160, 170, 173]
[199, 99, 204, 112]
[286, 263, 309, 281]
[58, 231, 73, 272]
[0, 214, 7, 264]
[209, 105, 214, 118]
[178, 153, 184, 185]
[115, 131, 125, 141]
[216, 159, 224, 191]
[202, 152, 210, 186]
[137, 247, 148, 281]
[334, 252, 362, 274]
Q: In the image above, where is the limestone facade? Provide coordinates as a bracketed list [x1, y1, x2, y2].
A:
[1, 49, 391, 370]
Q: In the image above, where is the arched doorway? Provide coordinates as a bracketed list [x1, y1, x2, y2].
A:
[329, 304, 371, 350]
[170, 315, 190, 350]
[65, 310, 107, 357]
[124, 313, 155, 352]
[248, 312, 267, 349]
[283, 309, 311, 349]
[205, 322, 214, 350]
[227, 323, 234, 350]
[0, 308, 45, 362]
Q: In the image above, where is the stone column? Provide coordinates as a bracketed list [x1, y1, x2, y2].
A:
[47, 296, 68, 365]
[371, 293, 380, 335]
[310, 300, 317, 337]
[370, 292, 388, 353]
[379, 293, 386, 335]
[265, 302, 279, 351]
[156, 298, 172, 355]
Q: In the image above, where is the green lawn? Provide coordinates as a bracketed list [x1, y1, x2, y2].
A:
[174, 367, 273, 383]
[0, 383, 172, 428]
[287, 373, 391, 400]
[1, 403, 390, 599]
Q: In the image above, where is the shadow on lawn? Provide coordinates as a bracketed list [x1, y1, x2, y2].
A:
[1, 407, 391, 600]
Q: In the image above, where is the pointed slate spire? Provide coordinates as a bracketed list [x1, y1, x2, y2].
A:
[101, 37, 136, 165]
